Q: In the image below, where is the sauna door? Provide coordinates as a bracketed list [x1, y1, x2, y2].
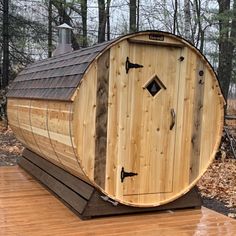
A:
[107, 40, 182, 198]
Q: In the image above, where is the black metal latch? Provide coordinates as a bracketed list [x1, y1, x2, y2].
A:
[125, 57, 143, 74]
[100, 196, 119, 206]
[121, 167, 138, 183]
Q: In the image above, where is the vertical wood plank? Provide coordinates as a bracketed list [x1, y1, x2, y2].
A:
[189, 60, 205, 183]
[94, 50, 110, 188]
[72, 62, 98, 181]
[105, 41, 129, 199]
[171, 46, 190, 194]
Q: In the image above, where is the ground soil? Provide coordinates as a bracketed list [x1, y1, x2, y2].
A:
[0, 118, 235, 219]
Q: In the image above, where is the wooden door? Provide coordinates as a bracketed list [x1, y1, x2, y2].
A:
[106, 40, 182, 199]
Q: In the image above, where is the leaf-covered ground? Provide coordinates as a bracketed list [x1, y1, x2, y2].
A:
[197, 158, 236, 218]
[197, 108, 236, 219]
[0, 124, 23, 166]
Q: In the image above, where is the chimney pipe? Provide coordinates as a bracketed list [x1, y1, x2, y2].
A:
[53, 23, 73, 56]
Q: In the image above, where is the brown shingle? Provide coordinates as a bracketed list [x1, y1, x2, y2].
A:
[7, 40, 113, 101]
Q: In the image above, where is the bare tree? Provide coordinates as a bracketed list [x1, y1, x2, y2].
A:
[173, 0, 178, 34]
[194, 0, 205, 52]
[184, 0, 191, 41]
[217, 0, 232, 99]
[2, 0, 9, 89]
[231, 0, 236, 49]
[130, 0, 137, 33]
[81, 0, 87, 47]
[66, 1, 88, 47]
[98, 0, 106, 43]
[48, 0, 53, 58]
[137, 0, 140, 31]
[106, 0, 111, 41]
[52, 0, 80, 50]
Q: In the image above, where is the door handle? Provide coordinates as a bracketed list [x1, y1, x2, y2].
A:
[170, 108, 176, 130]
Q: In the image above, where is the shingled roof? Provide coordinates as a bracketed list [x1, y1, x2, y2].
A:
[7, 41, 112, 101]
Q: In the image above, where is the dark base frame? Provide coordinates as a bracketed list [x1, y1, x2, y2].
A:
[18, 149, 202, 220]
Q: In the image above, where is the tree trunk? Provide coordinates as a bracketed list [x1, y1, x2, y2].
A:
[81, 0, 88, 47]
[184, 0, 191, 41]
[230, 0, 236, 52]
[173, 0, 178, 34]
[129, 0, 137, 33]
[48, 0, 53, 58]
[2, 0, 9, 89]
[217, 0, 232, 99]
[106, 0, 111, 41]
[52, 0, 80, 50]
[194, 0, 204, 52]
[227, 0, 236, 95]
[98, 0, 106, 43]
[137, 0, 140, 31]
[58, 0, 67, 24]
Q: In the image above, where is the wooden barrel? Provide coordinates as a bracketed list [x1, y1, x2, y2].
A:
[7, 31, 225, 207]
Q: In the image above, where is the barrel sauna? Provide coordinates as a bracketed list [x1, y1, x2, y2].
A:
[7, 31, 225, 207]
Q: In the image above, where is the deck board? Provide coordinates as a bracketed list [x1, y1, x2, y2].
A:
[0, 166, 235, 235]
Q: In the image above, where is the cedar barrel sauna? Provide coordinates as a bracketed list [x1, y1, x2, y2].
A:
[7, 30, 225, 217]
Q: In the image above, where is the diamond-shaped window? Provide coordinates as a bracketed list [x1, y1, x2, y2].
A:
[145, 75, 166, 97]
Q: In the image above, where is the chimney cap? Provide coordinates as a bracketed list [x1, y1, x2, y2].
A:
[57, 23, 73, 30]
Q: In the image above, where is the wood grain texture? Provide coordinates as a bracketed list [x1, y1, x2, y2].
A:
[30, 99, 60, 165]
[19, 151, 201, 219]
[105, 40, 130, 200]
[47, 101, 84, 177]
[8, 98, 86, 180]
[104, 39, 181, 205]
[19, 157, 88, 214]
[7, 31, 225, 207]
[128, 38, 185, 48]
[0, 166, 236, 235]
[72, 62, 97, 181]
[22, 149, 94, 200]
[189, 60, 205, 182]
[7, 99, 26, 145]
[83, 186, 201, 218]
[94, 50, 110, 188]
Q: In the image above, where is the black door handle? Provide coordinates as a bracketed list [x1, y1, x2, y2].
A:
[170, 108, 176, 130]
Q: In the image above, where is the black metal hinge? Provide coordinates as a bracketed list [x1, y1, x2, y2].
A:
[121, 167, 138, 183]
[125, 57, 143, 74]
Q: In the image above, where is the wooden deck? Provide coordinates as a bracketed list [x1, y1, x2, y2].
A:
[0, 166, 235, 235]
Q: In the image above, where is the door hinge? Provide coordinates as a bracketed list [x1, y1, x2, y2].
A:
[125, 57, 143, 74]
[121, 167, 138, 183]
